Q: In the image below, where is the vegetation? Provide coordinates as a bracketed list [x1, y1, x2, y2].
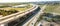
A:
[0, 5, 10, 8]
[42, 13, 60, 23]
[37, 12, 60, 23]
[13, 5, 32, 11]
[1, 4, 32, 12]
[0, 4, 33, 16]
[44, 4, 60, 13]
[38, 4, 44, 8]
[37, 15, 43, 22]
[0, 9, 18, 16]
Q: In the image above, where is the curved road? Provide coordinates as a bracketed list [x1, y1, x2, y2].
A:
[0, 4, 38, 26]
[22, 5, 47, 26]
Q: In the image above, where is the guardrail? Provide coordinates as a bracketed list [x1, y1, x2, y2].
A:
[0, 5, 38, 24]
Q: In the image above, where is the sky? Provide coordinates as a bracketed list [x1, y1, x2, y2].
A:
[0, 0, 60, 3]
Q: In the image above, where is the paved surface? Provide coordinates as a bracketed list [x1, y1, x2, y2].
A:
[22, 5, 39, 26]
[37, 20, 60, 26]
[37, 20, 50, 26]
[22, 5, 47, 26]
[36, 5, 60, 26]
[14, 5, 39, 26]
[0, 4, 38, 26]
[27, 5, 47, 26]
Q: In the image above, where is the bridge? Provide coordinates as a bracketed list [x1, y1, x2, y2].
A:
[0, 4, 40, 26]
[22, 5, 46, 26]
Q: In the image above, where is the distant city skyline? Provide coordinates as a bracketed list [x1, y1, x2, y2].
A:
[0, 0, 60, 3]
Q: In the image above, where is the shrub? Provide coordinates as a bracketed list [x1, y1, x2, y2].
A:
[0, 9, 18, 16]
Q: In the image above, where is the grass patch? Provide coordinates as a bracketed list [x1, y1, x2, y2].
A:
[0, 5, 32, 12]
[44, 5, 60, 13]
[39, 4, 44, 8]
[0, 9, 18, 16]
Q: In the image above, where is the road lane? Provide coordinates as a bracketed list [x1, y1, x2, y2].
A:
[14, 5, 40, 26]
[22, 5, 47, 26]
[28, 5, 47, 26]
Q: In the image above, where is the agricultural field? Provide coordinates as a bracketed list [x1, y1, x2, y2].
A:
[44, 4, 60, 13]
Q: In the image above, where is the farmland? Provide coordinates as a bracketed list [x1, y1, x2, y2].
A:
[44, 4, 60, 13]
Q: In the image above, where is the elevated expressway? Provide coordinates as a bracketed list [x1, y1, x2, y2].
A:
[22, 5, 46, 26]
[0, 4, 40, 26]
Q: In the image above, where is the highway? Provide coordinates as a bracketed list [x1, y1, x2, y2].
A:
[21, 5, 46, 26]
[36, 5, 47, 26]
[14, 5, 40, 26]
[36, 5, 60, 26]
[0, 4, 38, 26]
[0, 4, 46, 26]
[28, 5, 46, 26]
